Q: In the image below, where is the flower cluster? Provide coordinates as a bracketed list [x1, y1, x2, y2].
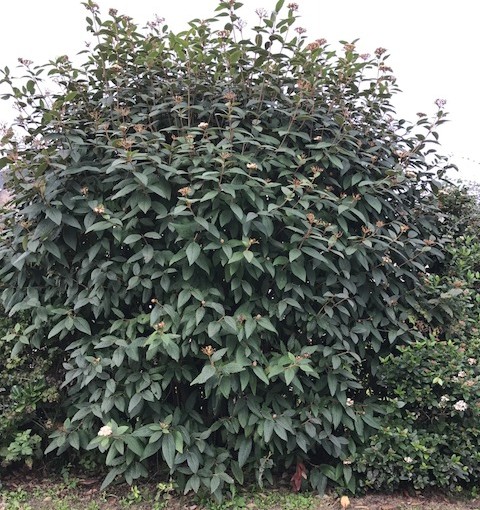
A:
[18, 57, 33, 66]
[178, 187, 192, 197]
[374, 47, 387, 57]
[453, 400, 468, 412]
[255, 8, 268, 18]
[223, 91, 236, 102]
[217, 30, 230, 39]
[147, 14, 165, 30]
[98, 425, 113, 437]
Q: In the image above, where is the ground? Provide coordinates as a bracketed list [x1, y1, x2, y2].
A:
[1, 474, 480, 510]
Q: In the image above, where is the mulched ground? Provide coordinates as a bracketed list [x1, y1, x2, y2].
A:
[1, 470, 480, 510]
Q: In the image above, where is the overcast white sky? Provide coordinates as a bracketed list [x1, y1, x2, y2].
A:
[1, 0, 479, 181]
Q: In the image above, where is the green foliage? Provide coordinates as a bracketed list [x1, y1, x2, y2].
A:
[355, 337, 480, 492]
[354, 184, 480, 493]
[410, 185, 480, 341]
[437, 185, 480, 239]
[0, 488, 32, 510]
[419, 235, 480, 340]
[0, 0, 450, 497]
[435, 186, 480, 337]
[0, 309, 61, 470]
[201, 489, 319, 510]
[1, 429, 42, 467]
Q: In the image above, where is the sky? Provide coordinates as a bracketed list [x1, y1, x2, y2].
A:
[1, 0, 479, 182]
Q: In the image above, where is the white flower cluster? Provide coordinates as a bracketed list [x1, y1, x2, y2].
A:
[98, 425, 113, 437]
[440, 395, 450, 406]
[439, 396, 469, 412]
[453, 400, 468, 412]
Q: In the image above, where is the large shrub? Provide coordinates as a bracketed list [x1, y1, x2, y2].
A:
[0, 0, 450, 497]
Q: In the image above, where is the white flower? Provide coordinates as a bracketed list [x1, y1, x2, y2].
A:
[468, 358, 477, 366]
[198, 122, 209, 129]
[457, 370, 467, 378]
[346, 398, 354, 407]
[454, 400, 468, 412]
[404, 456, 413, 464]
[98, 425, 113, 437]
[440, 395, 450, 405]
[246, 162, 258, 170]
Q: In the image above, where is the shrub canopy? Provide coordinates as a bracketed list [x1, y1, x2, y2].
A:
[0, 0, 451, 496]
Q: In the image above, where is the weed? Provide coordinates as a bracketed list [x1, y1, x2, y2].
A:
[1, 488, 32, 510]
[60, 464, 79, 489]
[200, 490, 319, 510]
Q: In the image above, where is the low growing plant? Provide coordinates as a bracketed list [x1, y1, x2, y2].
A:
[355, 337, 480, 492]
[0, 309, 61, 471]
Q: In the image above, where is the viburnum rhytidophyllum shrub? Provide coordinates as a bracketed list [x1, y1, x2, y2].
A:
[0, 0, 452, 497]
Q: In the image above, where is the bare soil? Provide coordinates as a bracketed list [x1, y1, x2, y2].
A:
[1, 472, 479, 510]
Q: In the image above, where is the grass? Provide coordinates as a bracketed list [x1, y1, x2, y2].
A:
[1, 476, 480, 510]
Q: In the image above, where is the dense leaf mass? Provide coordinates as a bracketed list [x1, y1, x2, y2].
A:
[0, 0, 450, 496]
